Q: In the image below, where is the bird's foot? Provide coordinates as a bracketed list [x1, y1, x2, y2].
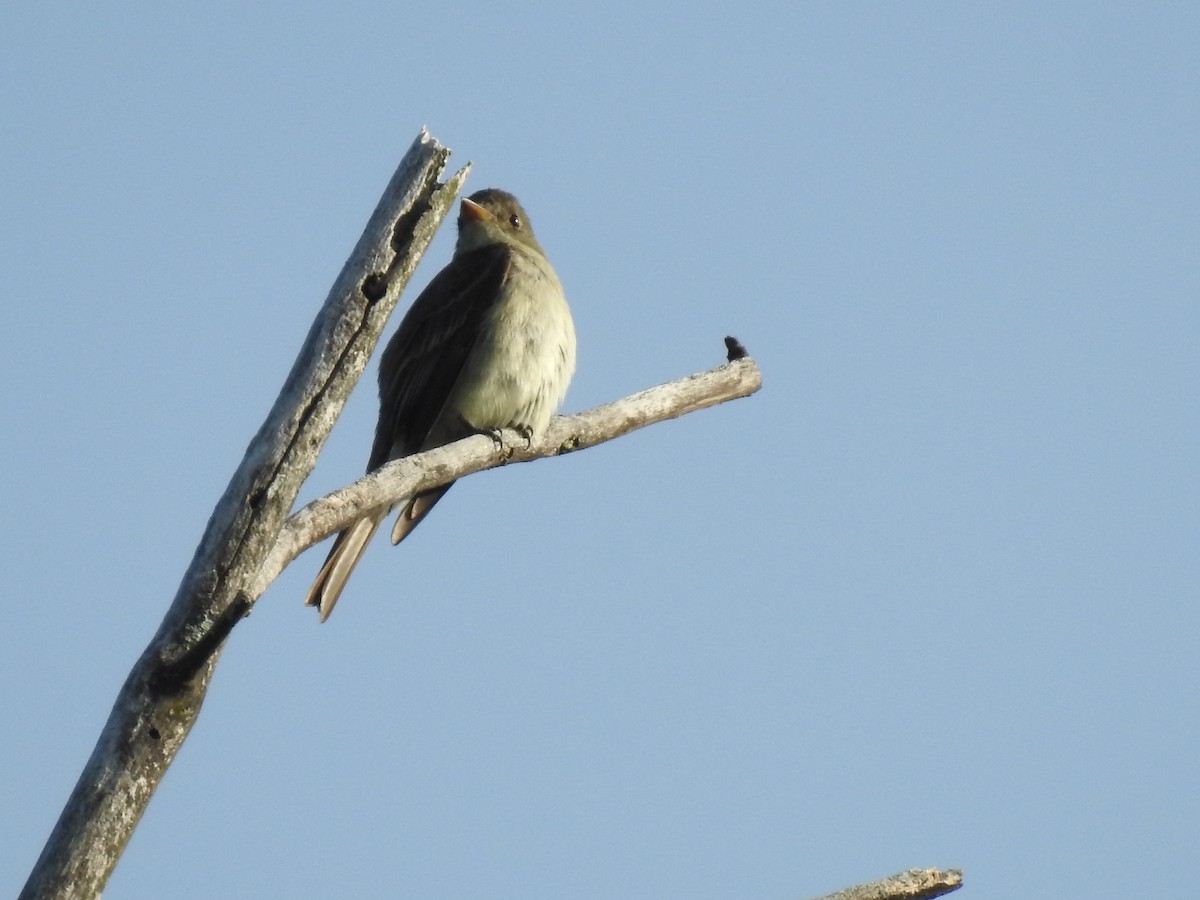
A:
[474, 426, 505, 452]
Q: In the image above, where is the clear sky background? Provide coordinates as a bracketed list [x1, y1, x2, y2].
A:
[2, 4, 1196, 898]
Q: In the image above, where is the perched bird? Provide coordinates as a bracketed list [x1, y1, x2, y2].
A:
[305, 188, 576, 621]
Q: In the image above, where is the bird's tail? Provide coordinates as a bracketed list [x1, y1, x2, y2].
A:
[305, 515, 383, 622]
[390, 482, 454, 545]
[304, 482, 455, 621]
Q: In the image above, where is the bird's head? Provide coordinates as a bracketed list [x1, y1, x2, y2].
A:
[456, 188, 546, 257]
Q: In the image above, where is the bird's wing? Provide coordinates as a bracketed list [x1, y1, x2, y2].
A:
[367, 243, 514, 471]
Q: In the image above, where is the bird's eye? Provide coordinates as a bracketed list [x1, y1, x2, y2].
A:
[508, 213, 522, 230]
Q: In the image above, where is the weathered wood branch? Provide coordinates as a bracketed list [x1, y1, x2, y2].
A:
[250, 351, 763, 595]
[811, 868, 964, 900]
[21, 129, 469, 900]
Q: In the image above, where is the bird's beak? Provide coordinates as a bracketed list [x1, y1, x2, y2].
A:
[460, 198, 493, 222]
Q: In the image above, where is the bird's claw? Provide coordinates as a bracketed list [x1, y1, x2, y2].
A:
[480, 426, 504, 451]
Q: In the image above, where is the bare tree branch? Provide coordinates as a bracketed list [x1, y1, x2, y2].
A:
[811, 868, 964, 900]
[251, 352, 764, 594]
[21, 129, 469, 900]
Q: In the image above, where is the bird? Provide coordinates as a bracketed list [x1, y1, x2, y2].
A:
[305, 188, 577, 621]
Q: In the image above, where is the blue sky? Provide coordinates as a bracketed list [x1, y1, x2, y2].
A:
[2, 4, 1197, 898]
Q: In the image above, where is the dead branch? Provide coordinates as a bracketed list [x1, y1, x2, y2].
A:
[811, 867, 964, 900]
[21, 129, 468, 900]
[252, 351, 763, 594]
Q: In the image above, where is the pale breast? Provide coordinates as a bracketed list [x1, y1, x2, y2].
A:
[443, 249, 576, 437]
